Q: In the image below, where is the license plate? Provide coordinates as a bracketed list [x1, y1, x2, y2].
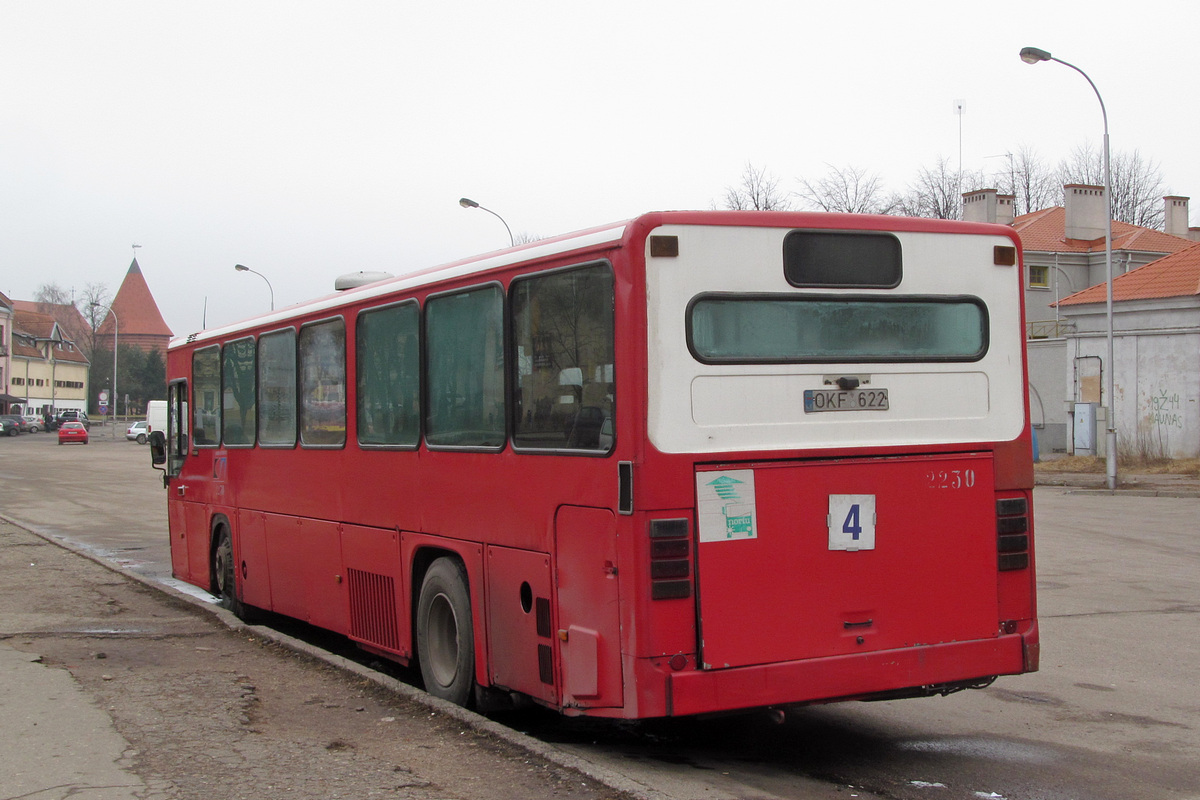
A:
[804, 387, 889, 413]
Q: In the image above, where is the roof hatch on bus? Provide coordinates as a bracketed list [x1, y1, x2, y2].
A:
[783, 229, 902, 289]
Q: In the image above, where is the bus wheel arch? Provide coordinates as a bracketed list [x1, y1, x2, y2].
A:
[415, 554, 476, 707]
[210, 516, 250, 620]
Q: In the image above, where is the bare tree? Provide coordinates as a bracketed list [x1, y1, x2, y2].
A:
[32, 281, 108, 357]
[895, 157, 983, 219]
[989, 146, 1058, 216]
[35, 282, 73, 306]
[721, 162, 793, 211]
[1057, 144, 1167, 228]
[797, 164, 896, 214]
[80, 283, 113, 355]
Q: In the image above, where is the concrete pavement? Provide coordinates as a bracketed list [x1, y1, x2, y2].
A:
[0, 514, 645, 800]
[1, 644, 148, 799]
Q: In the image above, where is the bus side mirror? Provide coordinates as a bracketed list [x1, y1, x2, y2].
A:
[149, 430, 167, 467]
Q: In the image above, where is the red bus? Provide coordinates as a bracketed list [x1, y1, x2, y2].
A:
[152, 210, 1037, 719]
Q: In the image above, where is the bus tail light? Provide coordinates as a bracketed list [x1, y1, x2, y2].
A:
[649, 518, 692, 600]
[996, 496, 1030, 570]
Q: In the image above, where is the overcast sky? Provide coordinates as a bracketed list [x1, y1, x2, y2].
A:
[2, 1, 1197, 337]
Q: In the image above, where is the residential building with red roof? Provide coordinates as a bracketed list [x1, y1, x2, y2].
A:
[967, 186, 1197, 338]
[12, 299, 94, 357]
[95, 259, 174, 355]
[966, 186, 1200, 459]
[5, 307, 91, 415]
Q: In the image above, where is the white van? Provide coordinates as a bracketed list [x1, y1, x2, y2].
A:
[146, 401, 167, 439]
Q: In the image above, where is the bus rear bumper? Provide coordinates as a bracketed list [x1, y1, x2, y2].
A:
[665, 633, 1030, 717]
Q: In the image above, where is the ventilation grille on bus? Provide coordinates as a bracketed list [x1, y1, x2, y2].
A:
[348, 568, 401, 652]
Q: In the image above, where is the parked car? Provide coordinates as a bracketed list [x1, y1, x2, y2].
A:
[56, 410, 90, 430]
[0, 418, 15, 437]
[21, 413, 44, 433]
[126, 420, 149, 444]
[0, 415, 28, 435]
[58, 421, 89, 445]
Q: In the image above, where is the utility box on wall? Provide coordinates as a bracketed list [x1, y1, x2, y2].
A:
[1073, 402, 1098, 455]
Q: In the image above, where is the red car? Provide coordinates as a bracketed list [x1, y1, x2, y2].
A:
[57, 421, 89, 445]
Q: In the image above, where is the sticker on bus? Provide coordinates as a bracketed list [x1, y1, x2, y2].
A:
[696, 470, 758, 542]
[828, 494, 876, 551]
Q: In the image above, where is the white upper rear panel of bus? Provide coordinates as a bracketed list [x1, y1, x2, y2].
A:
[645, 223, 1026, 455]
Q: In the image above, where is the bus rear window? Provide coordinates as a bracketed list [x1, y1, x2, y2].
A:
[783, 230, 901, 288]
[688, 295, 988, 363]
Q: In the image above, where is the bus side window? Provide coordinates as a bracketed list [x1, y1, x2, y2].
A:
[192, 346, 220, 447]
[357, 302, 420, 447]
[258, 329, 297, 447]
[425, 286, 505, 449]
[511, 263, 615, 452]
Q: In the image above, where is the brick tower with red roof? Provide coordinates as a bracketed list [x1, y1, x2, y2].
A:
[96, 259, 173, 354]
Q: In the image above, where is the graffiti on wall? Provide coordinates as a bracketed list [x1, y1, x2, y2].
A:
[1146, 387, 1184, 431]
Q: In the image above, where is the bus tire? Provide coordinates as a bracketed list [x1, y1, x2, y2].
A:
[212, 527, 248, 620]
[417, 557, 475, 707]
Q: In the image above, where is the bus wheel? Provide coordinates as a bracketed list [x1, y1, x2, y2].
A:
[213, 528, 247, 619]
[417, 558, 475, 707]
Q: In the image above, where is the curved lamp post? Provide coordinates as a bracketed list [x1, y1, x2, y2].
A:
[459, 197, 514, 247]
[1020, 46, 1117, 490]
[91, 302, 119, 439]
[234, 264, 275, 311]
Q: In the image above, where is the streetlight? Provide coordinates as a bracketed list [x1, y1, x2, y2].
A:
[234, 264, 275, 311]
[1020, 46, 1117, 490]
[92, 302, 119, 439]
[459, 197, 514, 247]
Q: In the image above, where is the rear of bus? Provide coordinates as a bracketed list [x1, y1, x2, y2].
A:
[634, 212, 1037, 716]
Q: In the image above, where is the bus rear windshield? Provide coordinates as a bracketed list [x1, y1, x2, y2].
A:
[688, 294, 988, 363]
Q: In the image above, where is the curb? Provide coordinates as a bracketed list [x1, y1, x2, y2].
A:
[0, 513, 659, 800]
[1034, 479, 1200, 498]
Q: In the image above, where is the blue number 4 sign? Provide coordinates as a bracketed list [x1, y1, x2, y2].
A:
[842, 504, 863, 540]
[828, 494, 876, 551]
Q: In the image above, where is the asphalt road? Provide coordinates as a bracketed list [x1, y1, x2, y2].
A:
[2, 428, 1197, 800]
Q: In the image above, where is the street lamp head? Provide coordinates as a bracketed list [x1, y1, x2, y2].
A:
[459, 197, 480, 209]
[1019, 47, 1052, 65]
[234, 264, 250, 272]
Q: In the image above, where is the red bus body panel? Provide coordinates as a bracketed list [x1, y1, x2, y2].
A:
[697, 453, 997, 671]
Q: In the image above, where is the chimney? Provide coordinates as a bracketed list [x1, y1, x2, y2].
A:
[962, 189, 1015, 225]
[1163, 196, 1190, 238]
[1189, 227, 1200, 243]
[1063, 184, 1106, 240]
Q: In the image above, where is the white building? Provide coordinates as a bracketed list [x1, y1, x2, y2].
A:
[1056, 243, 1200, 459]
[964, 187, 1198, 456]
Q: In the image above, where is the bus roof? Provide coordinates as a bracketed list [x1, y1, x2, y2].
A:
[171, 210, 1019, 350]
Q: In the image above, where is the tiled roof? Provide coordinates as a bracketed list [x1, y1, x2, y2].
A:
[1057, 242, 1200, 305]
[13, 309, 59, 341]
[97, 259, 174, 338]
[11, 340, 42, 359]
[0, 290, 12, 310]
[51, 343, 90, 364]
[13, 300, 92, 348]
[1013, 207, 1194, 255]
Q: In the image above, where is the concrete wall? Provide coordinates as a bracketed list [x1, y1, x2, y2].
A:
[1061, 298, 1200, 459]
[1027, 338, 1068, 455]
